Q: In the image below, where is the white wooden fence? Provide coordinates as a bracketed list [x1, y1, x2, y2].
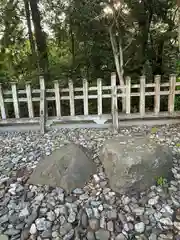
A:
[0, 73, 179, 132]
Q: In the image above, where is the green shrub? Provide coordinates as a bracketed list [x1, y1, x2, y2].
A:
[155, 176, 167, 187]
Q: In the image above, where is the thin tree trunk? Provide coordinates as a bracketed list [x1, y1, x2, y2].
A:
[109, 27, 124, 86]
[29, 0, 49, 81]
[109, 27, 126, 112]
[69, 15, 75, 79]
[118, 36, 126, 112]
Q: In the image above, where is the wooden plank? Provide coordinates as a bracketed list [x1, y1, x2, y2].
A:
[11, 82, 20, 118]
[39, 76, 45, 90]
[26, 82, 34, 118]
[69, 80, 75, 116]
[161, 83, 170, 87]
[168, 74, 176, 114]
[111, 72, 118, 130]
[83, 79, 88, 115]
[40, 89, 46, 134]
[46, 97, 55, 101]
[131, 84, 140, 89]
[54, 80, 61, 118]
[139, 76, 145, 117]
[39, 76, 48, 118]
[126, 76, 131, 114]
[32, 89, 41, 94]
[154, 75, 160, 115]
[102, 86, 111, 90]
[145, 92, 155, 96]
[1, 111, 180, 127]
[116, 86, 126, 90]
[160, 91, 169, 95]
[102, 94, 112, 98]
[46, 89, 55, 93]
[131, 83, 155, 89]
[89, 86, 97, 91]
[97, 78, 102, 116]
[146, 83, 155, 87]
[0, 84, 6, 120]
[39, 76, 46, 134]
[18, 90, 26, 94]
[130, 93, 140, 97]
[3, 90, 12, 95]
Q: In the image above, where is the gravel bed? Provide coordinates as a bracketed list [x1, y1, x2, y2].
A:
[0, 125, 180, 240]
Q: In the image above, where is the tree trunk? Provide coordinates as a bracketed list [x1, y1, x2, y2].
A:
[69, 14, 75, 79]
[119, 36, 126, 112]
[109, 27, 124, 86]
[178, 8, 180, 54]
[29, 0, 49, 81]
[1, 0, 15, 54]
[24, 0, 39, 74]
[24, 0, 36, 56]
[109, 27, 126, 112]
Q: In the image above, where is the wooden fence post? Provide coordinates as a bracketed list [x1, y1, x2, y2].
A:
[168, 74, 176, 115]
[39, 76, 46, 134]
[54, 80, 61, 118]
[111, 72, 118, 130]
[69, 80, 75, 116]
[126, 76, 131, 114]
[139, 76, 145, 117]
[0, 83, 6, 120]
[154, 75, 160, 115]
[11, 82, 20, 118]
[83, 79, 88, 116]
[26, 82, 34, 118]
[97, 78, 102, 116]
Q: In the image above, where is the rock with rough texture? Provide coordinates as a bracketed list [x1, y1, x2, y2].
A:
[28, 144, 96, 192]
[115, 233, 127, 240]
[89, 218, 100, 231]
[134, 222, 145, 233]
[0, 235, 8, 240]
[95, 229, 110, 240]
[100, 136, 172, 194]
[30, 224, 37, 235]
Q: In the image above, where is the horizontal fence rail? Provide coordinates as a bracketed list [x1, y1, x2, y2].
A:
[0, 73, 179, 132]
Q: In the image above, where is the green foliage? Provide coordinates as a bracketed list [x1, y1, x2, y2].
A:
[155, 176, 167, 187]
[151, 127, 158, 134]
[0, 0, 178, 87]
[175, 95, 180, 111]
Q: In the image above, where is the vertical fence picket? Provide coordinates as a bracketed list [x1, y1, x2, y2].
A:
[168, 74, 176, 115]
[126, 77, 131, 114]
[111, 72, 118, 130]
[11, 82, 20, 118]
[0, 84, 6, 120]
[26, 82, 34, 118]
[139, 76, 145, 117]
[97, 78, 102, 116]
[154, 75, 160, 115]
[54, 80, 61, 118]
[83, 79, 88, 115]
[69, 80, 75, 116]
[40, 76, 48, 117]
[39, 76, 46, 134]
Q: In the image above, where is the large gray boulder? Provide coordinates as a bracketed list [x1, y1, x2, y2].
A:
[28, 144, 96, 193]
[100, 136, 172, 194]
